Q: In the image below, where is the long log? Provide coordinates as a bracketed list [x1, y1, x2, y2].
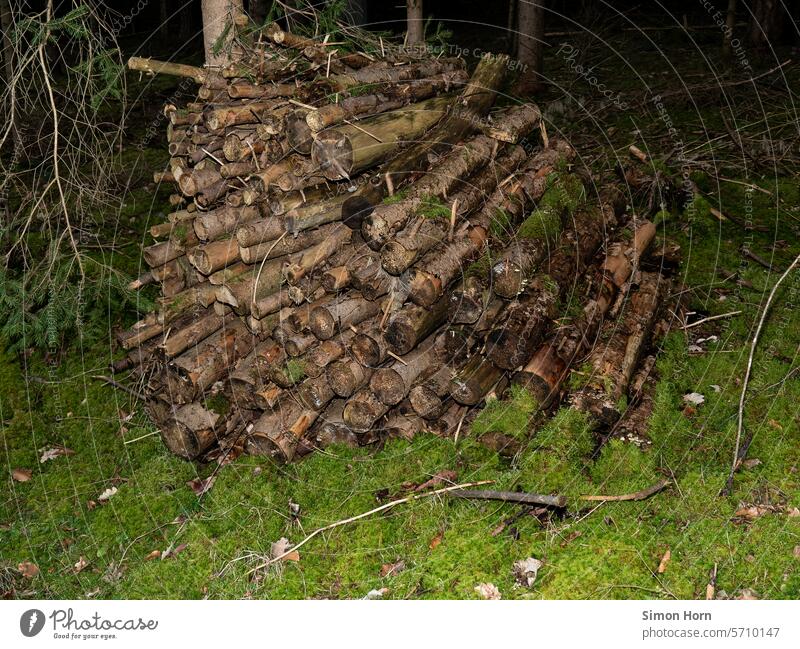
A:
[450, 354, 505, 406]
[380, 145, 528, 274]
[312, 95, 453, 181]
[309, 294, 383, 340]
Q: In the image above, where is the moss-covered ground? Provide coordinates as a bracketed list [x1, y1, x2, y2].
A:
[2, 25, 799, 600]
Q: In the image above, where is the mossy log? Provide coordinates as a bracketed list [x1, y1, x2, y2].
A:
[312, 95, 452, 181]
[380, 145, 528, 274]
[361, 134, 500, 252]
[568, 271, 667, 426]
[306, 72, 467, 131]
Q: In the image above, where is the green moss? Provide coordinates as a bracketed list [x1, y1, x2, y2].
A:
[465, 250, 493, 278]
[205, 394, 231, 416]
[540, 173, 586, 213]
[381, 188, 409, 205]
[517, 205, 561, 242]
[472, 384, 538, 439]
[416, 195, 450, 219]
[285, 359, 306, 384]
[171, 224, 188, 242]
[489, 207, 513, 239]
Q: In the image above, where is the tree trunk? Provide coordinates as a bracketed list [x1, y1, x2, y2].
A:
[516, 0, 545, 93]
[406, 0, 424, 46]
[201, 0, 244, 67]
[722, 0, 737, 56]
[749, 0, 784, 47]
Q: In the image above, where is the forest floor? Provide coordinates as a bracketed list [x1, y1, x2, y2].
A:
[2, 25, 800, 599]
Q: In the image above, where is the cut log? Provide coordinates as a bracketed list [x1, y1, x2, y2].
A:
[157, 402, 223, 460]
[188, 237, 240, 275]
[484, 103, 542, 143]
[160, 309, 225, 358]
[384, 295, 450, 355]
[240, 222, 341, 265]
[369, 334, 443, 406]
[450, 354, 505, 406]
[327, 358, 374, 398]
[309, 294, 383, 340]
[342, 388, 388, 432]
[284, 224, 352, 283]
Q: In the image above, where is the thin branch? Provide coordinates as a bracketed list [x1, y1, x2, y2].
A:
[246, 479, 494, 573]
[723, 251, 800, 495]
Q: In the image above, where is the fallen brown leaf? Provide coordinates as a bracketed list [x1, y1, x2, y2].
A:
[12, 468, 32, 482]
[788, 507, 800, 518]
[429, 532, 443, 550]
[39, 446, 75, 463]
[187, 476, 215, 497]
[161, 543, 188, 560]
[657, 548, 671, 574]
[560, 530, 582, 547]
[415, 470, 457, 492]
[768, 419, 783, 430]
[73, 556, 88, 574]
[144, 550, 161, 561]
[793, 545, 800, 559]
[380, 560, 406, 577]
[18, 561, 39, 579]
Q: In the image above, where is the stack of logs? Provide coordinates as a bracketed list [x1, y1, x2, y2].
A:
[117, 21, 676, 463]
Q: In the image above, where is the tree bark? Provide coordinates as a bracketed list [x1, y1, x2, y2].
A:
[406, 0, 425, 46]
[201, 0, 244, 67]
[516, 0, 545, 93]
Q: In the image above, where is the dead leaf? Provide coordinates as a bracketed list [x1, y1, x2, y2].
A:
[414, 470, 457, 492]
[161, 543, 188, 560]
[474, 582, 501, 600]
[705, 583, 715, 600]
[793, 546, 800, 559]
[73, 556, 88, 574]
[270, 537, 299, 562]
[86, 500, 97, 510]
[12, 468, 32, 482]
[742, 458, 762, 469]
[97, 487, 117, 502]
[733, 505, 769, 520]
[788, 507, 800, 518]
[144, 550, 161, 561]
[380, 560, 406, 577]
[657, 548, 671, 574]
[39, 446, 75, 463]
[683, 392, 705, 406]
[513, 557, 543, 588]
[560, 530, 582, 547]
[736, 588, 759, 600]
[364, 587, 389, 600]
[18, 561, 39, 579]
[768, 419, 783, 431]
[429, 532, 443, 550]
[187, 476, 215, 497]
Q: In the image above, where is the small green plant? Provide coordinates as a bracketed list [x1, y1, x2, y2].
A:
[382, 188, 410, 205]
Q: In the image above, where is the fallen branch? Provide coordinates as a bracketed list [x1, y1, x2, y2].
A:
[246, 479, 494, 573]
[682, 310, 741, 330]
[91, 375, 147, 401]
[724, 251, 800, 495]
[449, 489, 567, 508]
[580, 479, 670, 502]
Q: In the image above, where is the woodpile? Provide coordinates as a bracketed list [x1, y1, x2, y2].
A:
[118, 19, 677, 463]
